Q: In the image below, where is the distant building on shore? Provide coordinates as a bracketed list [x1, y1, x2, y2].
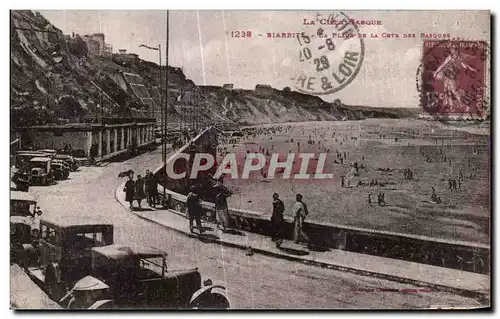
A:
[116, 49, 139, 62]
[223, 84, 234, 90]
[255, 84, 273, 95]
[81, 32, 111, 56]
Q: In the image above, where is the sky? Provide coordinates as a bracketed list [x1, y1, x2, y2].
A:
[39, 10, 490, 108]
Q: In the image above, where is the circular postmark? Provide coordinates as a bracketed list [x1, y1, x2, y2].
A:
[292, 12, 365, 95]
[416, 40, 490, 119]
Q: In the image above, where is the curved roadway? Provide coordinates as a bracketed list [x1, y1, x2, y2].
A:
[28, 147, 483, 309]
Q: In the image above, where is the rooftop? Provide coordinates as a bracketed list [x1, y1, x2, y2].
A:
[41, 214, 113, 229]
[92, 244, 167, 260]
[11, 191, 36, 202]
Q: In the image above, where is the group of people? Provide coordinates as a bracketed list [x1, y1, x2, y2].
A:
[186, 177, 233, 234]
[367, 192, 386, 206]
[271, 193, 310, 248]
[123, 170, 159, 209]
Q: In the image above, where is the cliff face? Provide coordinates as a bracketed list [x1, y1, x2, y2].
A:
[10, 10, 416, 128]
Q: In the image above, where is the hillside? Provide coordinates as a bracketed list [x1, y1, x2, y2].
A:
[10, 10, 415, 128]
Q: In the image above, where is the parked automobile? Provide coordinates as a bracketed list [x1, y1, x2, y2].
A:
[55, 154, 79, 171]
[29, 157, 53, 185]
[11, 167, 31, 191]
[15, 151, 48, 169]
[21, 216, 114, 301]
[38, 149, 57, 157]
[10, 191, 42, 263]
[51, 161, 70, 180]
[62, 244, 230, 309]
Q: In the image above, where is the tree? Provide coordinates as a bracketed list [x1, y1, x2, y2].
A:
[283, 87, 291, 93]
[57, 96, 86, 120]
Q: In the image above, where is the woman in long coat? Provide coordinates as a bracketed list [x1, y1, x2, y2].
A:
[214, 178, 231, 232]
[124, 173, 136, 209]
[134, 175, 147, 208]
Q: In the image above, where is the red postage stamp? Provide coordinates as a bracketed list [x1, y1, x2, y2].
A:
[420, 40, 488, 119]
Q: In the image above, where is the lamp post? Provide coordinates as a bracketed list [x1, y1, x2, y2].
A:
[164, 10, 170, 205]
[139, 43, 165, 203]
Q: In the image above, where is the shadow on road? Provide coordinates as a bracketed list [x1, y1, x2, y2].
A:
[131, 207, 155, 212]
[222, 229, 246, 236]
[198, 233, 220, 242]
[278, 246, 310, 256]
[306, 244, 330, 252]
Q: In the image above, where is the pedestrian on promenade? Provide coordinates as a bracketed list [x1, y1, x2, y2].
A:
[124, 172, 136, 209]
[187, 186, 203, 234]
[292, 194, 309, 244]
[270, 193, 285, 248]
[134, 175, 146, 209]
[147, 172, 158, 207]
[214, 177, 232, 232]
[144, 169, 150, 198]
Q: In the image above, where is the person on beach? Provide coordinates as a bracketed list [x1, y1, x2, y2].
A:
[124, 172, 136, 209]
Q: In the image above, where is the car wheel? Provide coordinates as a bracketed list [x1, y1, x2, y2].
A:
[193, 292, 230, 309]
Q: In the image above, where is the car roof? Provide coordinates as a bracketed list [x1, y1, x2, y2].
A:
[55, 154, 72, 158]
[31, 157, 51, 162]
[38, 149, 57, 152]
[40, 215, 113, 230]
[92, 244, 167, 260]
[17, 152, 44, 156]
[11, 191, 36, 203]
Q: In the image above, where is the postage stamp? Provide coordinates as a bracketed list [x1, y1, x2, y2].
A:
[420, 40, 489, 119]
[292, 12, 365, 95]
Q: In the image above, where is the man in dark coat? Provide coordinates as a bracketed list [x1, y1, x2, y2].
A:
[147, 172, 158, 207]
[270, 193, 285, 248]
[186, 186, 203, 234]
[124, 173, 135, 209]
[134, 175, 146, 209]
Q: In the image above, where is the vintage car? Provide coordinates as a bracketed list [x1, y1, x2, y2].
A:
[21, 216, 114, 301]
[30, 157, 54, 185]
[54, 154, 79, 171]
[63, 244, 230, 309]
[10, 191, 41, 263]
[38, 149, 58, 157]
[10, 191, 42, 249]
[11, 167, 31, 191]
[51, 160, 70, 180]
[15, 151, 48, 169]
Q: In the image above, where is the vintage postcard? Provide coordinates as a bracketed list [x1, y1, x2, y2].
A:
[10, 10, 490, 310]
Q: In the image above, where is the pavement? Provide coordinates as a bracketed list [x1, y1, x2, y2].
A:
[10, 264, 61, 309]
[116, 180, 490, 299]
